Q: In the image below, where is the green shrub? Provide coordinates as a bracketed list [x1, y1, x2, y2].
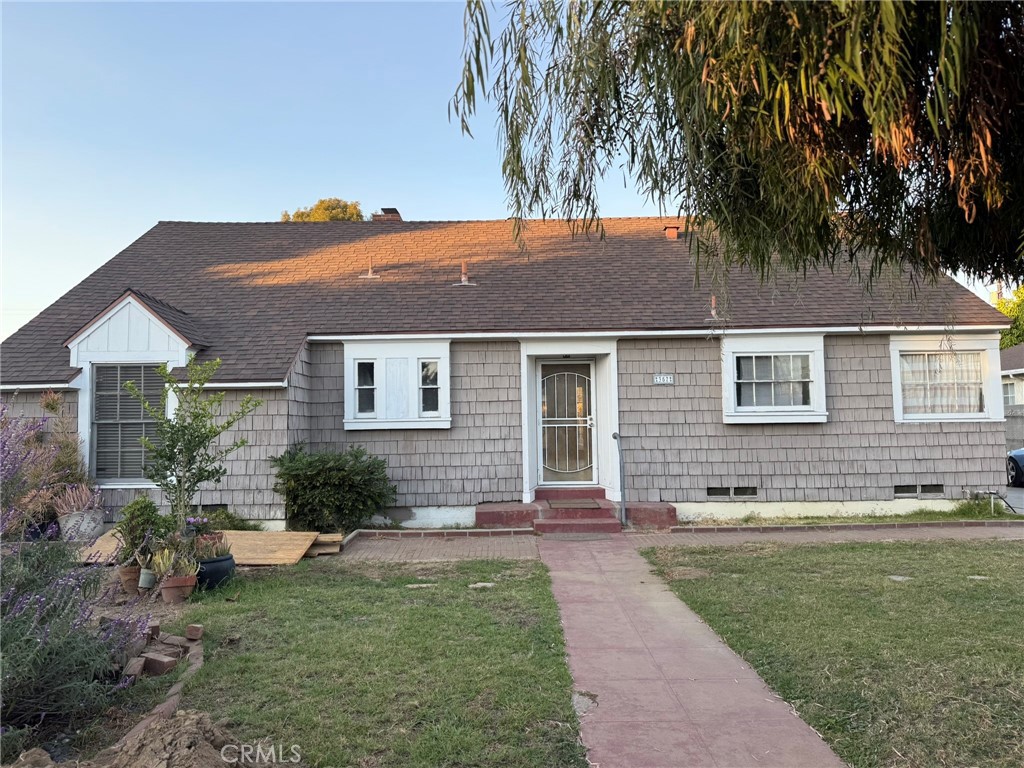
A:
[202, 506, 265, 531]
[271, 445, 396, 532]
[112, 497, 174, 566]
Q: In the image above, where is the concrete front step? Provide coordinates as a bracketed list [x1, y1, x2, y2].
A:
[533, 518, 623, 534]
[534, 487, 607, 501]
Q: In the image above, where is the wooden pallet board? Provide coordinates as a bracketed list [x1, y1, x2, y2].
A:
[81, 530, 319, 567]
[80, 530, 120, 563]
[220, 531, 318, 566]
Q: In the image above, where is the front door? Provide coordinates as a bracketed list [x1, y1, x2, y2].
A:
[539, 362, 595, 484]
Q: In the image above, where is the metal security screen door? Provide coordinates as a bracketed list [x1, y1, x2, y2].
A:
[540, 362, 595, 483]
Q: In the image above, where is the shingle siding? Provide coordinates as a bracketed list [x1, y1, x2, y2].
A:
[617, 336, 1004, 503]
[298, 340, 523, 506]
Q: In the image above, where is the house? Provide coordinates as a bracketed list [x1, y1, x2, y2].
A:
[0, 215, 1008, 529]
[1000, 343, 1024, 452]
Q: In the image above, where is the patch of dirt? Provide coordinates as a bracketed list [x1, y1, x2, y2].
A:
[93, 570, 189, 628]
[664, 566, 711, 580]
[12, 711, 299, 768]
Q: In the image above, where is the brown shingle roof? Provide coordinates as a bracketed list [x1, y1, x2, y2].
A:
[1002, 343, 1024, 372]
[0, 218, 1008, 384]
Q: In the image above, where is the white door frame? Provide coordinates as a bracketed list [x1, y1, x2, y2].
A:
[536, 358, 598, 486]
[519, 338, 621, 502]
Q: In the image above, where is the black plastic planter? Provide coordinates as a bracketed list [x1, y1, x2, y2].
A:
[197, 554, 235, 590]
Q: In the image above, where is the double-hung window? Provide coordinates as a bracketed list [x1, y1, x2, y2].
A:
[890, 336, 1001, 422]
[343, 341, 451, 429]
[1004, 382, 1016, 407]
[419, 360, 440, 416]
[93, 364, 163, 481]
[354, 361, 376, 417]
[721, 335, 827, 423]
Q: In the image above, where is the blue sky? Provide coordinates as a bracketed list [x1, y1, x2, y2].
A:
[2, 2, 993, 340]
[1, 1, 654, 339]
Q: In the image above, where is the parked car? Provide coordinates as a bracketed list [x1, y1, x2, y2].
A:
[1007, 449, 1024, 487]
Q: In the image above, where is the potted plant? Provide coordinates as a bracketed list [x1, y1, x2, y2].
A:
[112, 497, 170, 595]
[153, 545, 200, 604]
[195, 537, 234, 589]
[52, 484, 104, 542]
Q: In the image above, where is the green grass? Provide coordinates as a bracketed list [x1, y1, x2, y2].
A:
[172, 558, 586, 768]
[643, 540, 1024, 768]
[716, 498, 1020, 527]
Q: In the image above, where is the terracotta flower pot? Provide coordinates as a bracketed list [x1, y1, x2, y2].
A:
[160, 575, 197, 604]
[118, 565, 142, 595]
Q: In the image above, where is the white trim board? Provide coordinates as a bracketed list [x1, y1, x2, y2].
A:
[308, 325, 1007, 343]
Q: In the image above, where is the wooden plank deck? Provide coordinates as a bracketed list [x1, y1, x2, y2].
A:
[80, 530, 319, 566]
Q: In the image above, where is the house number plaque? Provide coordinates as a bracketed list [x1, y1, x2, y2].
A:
[653, 374, 675, 385]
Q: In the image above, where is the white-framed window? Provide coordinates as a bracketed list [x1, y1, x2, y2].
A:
[889, 335, 1002, 422]
[354, 361, 376, 417]
[419, 359, 440, 416]
[92, 364, 163, 481]
[343, 341, 451, 429]
[1004, 381, 1016, 407]
[721, 334, 827, 423]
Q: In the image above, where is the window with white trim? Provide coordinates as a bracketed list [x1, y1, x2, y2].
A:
[889, 336, 1002, 422]
[354, 361, 376, 416]
[1004, 381, 1016, 407]
[900, 352, 984, 415]
[419, 360, 440, 416]
[93, 364, 162, 481]
[721, 335, 827, 423]
[343, 341, 451, 429]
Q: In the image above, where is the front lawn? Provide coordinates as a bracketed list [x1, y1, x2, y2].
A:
[173, 558, 586, 768]
[644, 541, 1024, 768]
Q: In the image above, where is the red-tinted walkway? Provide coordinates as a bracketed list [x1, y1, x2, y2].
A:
[539, 535, 845, 768]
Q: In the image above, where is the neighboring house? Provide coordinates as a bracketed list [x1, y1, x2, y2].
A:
[1000, 343, 1024, 452]
[0, 215, 1008, 528]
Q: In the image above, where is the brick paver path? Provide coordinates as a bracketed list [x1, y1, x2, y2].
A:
[540, 535, 845, 768]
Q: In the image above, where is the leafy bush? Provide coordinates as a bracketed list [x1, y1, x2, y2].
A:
[112, 497, 173, 566]
[271, 445, 396, 532]
[189, 506, 264, 532]
[0, 407, 146, 761]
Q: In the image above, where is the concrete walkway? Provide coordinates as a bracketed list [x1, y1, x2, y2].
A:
[539, 536, 845, 768]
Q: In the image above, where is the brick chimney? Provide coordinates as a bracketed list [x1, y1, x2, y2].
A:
[663, 225, 680, 240]
[372, 207, 402, 222]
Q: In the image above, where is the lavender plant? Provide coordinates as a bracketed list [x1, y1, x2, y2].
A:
[0, 404, 147, 762]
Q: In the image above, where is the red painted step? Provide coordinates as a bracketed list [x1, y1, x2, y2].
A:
[533, 518, 622, 534]
[534, 487, 606, 501]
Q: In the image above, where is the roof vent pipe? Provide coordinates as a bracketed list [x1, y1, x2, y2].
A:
[453, 260, 476, 286]
[358, 254, 381, 279]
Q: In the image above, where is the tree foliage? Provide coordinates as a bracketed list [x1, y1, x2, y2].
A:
[453, 0, 1024, 283]
[281, 197, 364, 222]
[997, 285, 1024, 349]
[123, 356, 261, 526]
